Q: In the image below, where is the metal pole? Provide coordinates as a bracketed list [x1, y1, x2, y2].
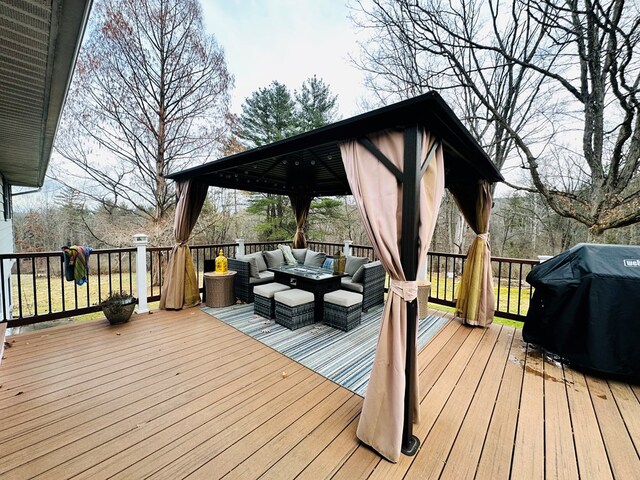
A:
[400, 125, 421, 456]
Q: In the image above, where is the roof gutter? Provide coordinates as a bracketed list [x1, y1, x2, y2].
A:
[12, 187, 43, 197]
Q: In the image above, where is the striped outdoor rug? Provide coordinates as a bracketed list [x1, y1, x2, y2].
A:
[203, 303, 448, 396]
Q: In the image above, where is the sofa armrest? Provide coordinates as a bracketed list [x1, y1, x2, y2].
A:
[362, 261, 385, 311]
[228, 258, 253, 303]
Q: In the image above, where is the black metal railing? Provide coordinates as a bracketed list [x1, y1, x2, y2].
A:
[426, 251, 537, 321]
[1, 241, 536, 328]
[0, 248, 139, 328]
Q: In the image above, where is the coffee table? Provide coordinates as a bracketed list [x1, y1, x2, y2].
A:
[268, 264, 344, 322]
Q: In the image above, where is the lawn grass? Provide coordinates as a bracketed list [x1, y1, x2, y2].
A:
[428, 303, 523, 329]
[427, 273, 531, 320]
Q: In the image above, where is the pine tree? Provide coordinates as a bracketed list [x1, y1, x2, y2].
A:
[237, 77, 341, 241]
[295, 75, 338, 131]
[237, 81, 298, 147]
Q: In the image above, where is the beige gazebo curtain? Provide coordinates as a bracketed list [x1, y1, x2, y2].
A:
[289, 194, 313, 248]
[449, 179, 495, 326]
[340, 129, 444, 462]
[160, 179, 209, 310]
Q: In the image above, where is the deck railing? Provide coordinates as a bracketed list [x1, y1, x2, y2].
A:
[1, 240, 539, 327]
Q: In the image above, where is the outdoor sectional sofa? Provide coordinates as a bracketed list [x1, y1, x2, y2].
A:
[227, 247, 385, 311]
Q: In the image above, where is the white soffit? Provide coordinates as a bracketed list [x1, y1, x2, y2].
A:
[0, 0, 91, 187]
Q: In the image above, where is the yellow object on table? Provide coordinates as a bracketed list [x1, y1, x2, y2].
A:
[215, 248, 228, 273]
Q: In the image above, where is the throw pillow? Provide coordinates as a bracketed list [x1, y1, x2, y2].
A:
[264, 249, 285, 268]
[278, 244, 298, 265]
[304, 250, 326, 267]
[247, 251, 268, 272]
[291, 248, 308, 264]
[236, 254, 260, 279]
[345, 255, 369, 276]
[351, 264, 366, 283]
[322, 256, 335, 270]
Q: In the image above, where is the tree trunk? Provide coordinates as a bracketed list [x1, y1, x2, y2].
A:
[587, 228, 605, 244]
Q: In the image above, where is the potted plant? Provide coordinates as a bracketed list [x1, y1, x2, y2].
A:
[101, 292, 137, 325]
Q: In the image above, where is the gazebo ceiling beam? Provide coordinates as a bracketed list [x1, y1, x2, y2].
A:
[358, 136, 403, 183]
[421, 138, 441, 177]
[309, 149, 351, 192]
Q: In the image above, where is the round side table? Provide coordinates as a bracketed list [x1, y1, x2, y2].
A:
[204, 271, 237, 307]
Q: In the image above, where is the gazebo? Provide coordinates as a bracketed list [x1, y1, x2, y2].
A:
[162, 91, 503, 463]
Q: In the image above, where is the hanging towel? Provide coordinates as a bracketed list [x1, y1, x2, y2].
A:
[62, 246, 93, 285]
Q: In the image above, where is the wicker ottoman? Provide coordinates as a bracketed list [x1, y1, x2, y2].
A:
[253, 283, 291, 319]
[323, 290, 363, 331]
[274, 289, 315, 330]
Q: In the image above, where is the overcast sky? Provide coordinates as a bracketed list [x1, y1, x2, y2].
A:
[200, 0, 370, 118]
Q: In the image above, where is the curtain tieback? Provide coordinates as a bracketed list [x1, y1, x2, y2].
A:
[389, 279, 418, 302]
[477, 233, 489, 241]
[296, 228, 305, 234]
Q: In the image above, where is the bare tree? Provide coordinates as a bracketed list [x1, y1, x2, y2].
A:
[53, 0, 232, 233]
[353, 0, 640, 241]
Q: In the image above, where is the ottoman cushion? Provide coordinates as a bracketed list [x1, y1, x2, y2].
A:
[324, 290, 363, 307]
[274, 289, 315, 307]
[253, 283, 290, 299]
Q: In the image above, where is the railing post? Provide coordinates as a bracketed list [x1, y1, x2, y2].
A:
[343, 240, 352, 256]
[134, 233, 149, 314]
[236, 238, 245, 257]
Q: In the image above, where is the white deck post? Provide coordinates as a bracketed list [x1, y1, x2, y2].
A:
[134, 233, 149, 314]
[343, 240, 352, 256]
[236, 238, 245, 257]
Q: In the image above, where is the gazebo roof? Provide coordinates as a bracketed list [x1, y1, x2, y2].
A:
[166, 91, 503, 196]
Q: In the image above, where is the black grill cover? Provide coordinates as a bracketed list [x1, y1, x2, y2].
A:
[523, 243, 640, 379]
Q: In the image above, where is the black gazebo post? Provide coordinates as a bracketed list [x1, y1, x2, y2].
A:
[400, 125, 421, 456]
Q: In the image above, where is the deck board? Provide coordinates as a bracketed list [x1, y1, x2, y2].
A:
[511, 341, 545, 480]
[474, 328, 527, 480]
[439, 326, 515, 480]
[2, 307, 639, 479]
[544, 353, 579, 480]
[587, 376, 640, 479]
[564, 366, 614, 480]
[258, 396, 362, 480]
[609, 380, 640, 455]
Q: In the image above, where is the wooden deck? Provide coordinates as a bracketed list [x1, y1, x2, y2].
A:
[1, 307, 639, 479]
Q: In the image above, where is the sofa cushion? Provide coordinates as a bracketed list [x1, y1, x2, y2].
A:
[264, 249, 285, 268]
[292, 248, 308, 264]
[345, 255, 369, 276]
[279, 244, 297, 265]
[249, 251, 268, 272]
[341, 277, 364, 293]
[351, 264, 365, 283]
[236, 254, 260, 279]
[304, 250, 326, 267]
[249, 271, 275, 284]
